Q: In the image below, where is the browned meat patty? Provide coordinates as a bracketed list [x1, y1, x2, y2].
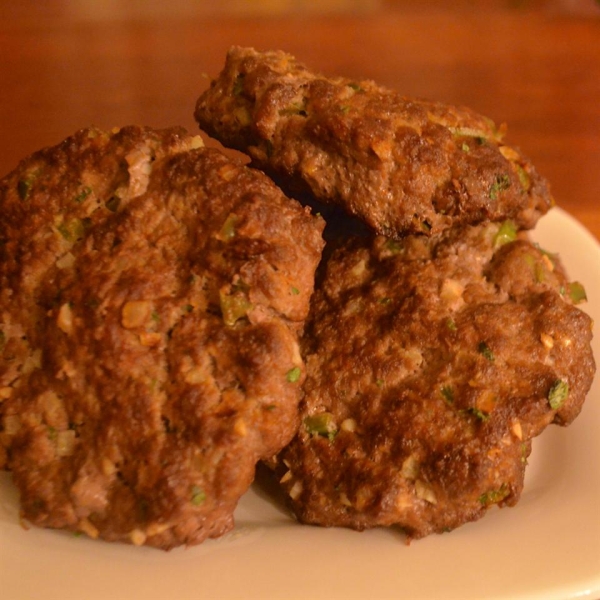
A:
[0, 125, 324, 549]
[195, 46, 553, 238]
[270, 222, 595, 539]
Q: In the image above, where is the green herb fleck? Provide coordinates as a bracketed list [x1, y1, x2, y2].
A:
[290, 286, 300, 295]
[548, 379, 569, 410]
[515, 164, 531, 191]
[304, 412, 338, 442]
[446, 318, 457, 332]
[191, 485, 206, 506]
[219, 289, 252, 326]
[521, 442, 529, 465]
[375, 378, 385, 388]
[182, 304, 193, 313]
[466, 407, 489, 422]
[218, 213, 238, 241]
[441, 385, 454, 405]
[493, 220, 517, 247]
[151, 311, 160, 323]
[347, 82, 363, 92]
[378, 297, 392, 305]
[534, 262, 546, 283]
[461, 142, 470, 153]
[232, 73, 245, 96]
[489, 174, 511, 200]
[279, 103, 308, 117]
[286, 366, 301, 383]
[479, 484, 509, 506]
[478, 341, 495, 362]
[448, 126, 488, 139]
[57, 218, 86, 242]
[74, 185, 92, 203]
[17, 173, 38, 200]
[568, 281, 587, 305]
[384, 238, 403, 254]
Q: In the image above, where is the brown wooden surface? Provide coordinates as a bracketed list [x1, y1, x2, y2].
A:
[1, 1, 599, 240]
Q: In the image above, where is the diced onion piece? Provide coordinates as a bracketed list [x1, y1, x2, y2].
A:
[189, 135, 204, 149]
[440, 278, 465, 309]
[40, 390, 66, 427]
[56, 252, 75, 269]
[78, 518, 99, 539]
[401, 455, 419, 480]
[498, 145, 520, 161]
[511, 420, 523, 440]
[279, 470, 293, 484]
[289, 480, 303, 500]
[22, 349, 42, 374]
[355, 487, 373, 510]
[129, 528, 147, 546]
[146, 522, 171, 537]
[56, 430, 76, 457]
[339, 492, 352, 507]
[125, 146, 153, 198]
[350, 259, 367, 280]
[121, 300, 152, 329]
[415, 479, 437, 505]
[217, 165, 239, 182]
[57, 303, 74, 334]
[340, 418, 357, 433]
[184, 367, 207, 385]
[540, 333, 554, 349]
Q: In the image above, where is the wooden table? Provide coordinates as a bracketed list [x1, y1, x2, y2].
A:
[1, 0, 599, 240]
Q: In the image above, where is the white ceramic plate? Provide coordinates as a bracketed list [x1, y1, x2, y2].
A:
[1, 207, 599, 600]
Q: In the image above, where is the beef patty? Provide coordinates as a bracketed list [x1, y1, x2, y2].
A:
[0, 125, 324, 549]
[270, 222, 594, 539]
[195, 46, 552, 238]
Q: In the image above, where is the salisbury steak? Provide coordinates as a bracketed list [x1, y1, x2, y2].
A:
[0, 126, 324, 548]
[195, 47, 552, 238]
[272, 223, 595, 539]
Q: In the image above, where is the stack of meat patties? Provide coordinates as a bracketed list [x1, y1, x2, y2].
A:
[0, 47, 595, 550]
[195, 47, 595, 540]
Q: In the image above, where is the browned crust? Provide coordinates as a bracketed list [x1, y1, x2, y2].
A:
[0, 126, 324, 548]
[196, 46, 553, 238]
[272, 224, 594, 538]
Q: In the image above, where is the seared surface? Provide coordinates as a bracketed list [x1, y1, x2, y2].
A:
[0, 126, 324, 548]
[195, 47, 553, 238]
[272, 223, 595, 538]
